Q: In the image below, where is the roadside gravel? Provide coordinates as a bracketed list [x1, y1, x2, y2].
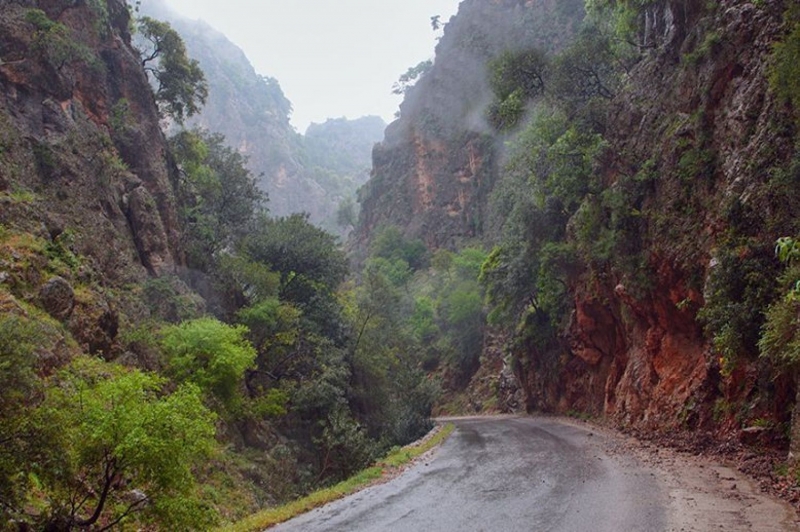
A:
[555, 417, 800, 532]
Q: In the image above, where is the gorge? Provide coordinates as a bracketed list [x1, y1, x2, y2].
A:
[2, 0, 800, 529]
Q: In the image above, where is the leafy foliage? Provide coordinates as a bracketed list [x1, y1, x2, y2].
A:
[699, 243, 779, 374]
[370, 226, 429, 271]
[5, 358, 217, 530]
[550, 24, 618, 111]
[160, 318, 257, 412]
[0, 314, 52, 520]
[760, 238, 800, 367]
[170, 129, 264, 272]
[138, 16, 208, 123]
[392, 60, 433, 95]
[584, 0, 658, 44]
[243, 214, 348, 295]
[487, 49, 548, 129]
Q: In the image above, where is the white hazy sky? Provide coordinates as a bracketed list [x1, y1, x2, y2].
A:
[162, 1, 462, 133]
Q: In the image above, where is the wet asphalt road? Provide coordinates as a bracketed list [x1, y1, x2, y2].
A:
[272, 416, 666, 532]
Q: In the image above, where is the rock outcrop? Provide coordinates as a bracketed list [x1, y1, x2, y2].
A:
[354, 0, 586, 253]
[39, 275, 74, 320]
[0, 0, 182, 283]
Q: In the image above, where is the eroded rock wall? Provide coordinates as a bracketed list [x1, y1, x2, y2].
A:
[354, 0, 586, 253]
[0, 0, 181, 281]
[520, 0, 798, 435]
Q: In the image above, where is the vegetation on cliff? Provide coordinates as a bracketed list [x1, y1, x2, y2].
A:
[354, 0, 800, 469]
[0, 1, 425, 529]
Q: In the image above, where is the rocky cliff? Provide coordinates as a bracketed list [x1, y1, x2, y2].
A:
[355, 0, 800, 445]
[0, 0, 187, 359]
[0, 0, 181, 279]
[354, 0, 586, 253]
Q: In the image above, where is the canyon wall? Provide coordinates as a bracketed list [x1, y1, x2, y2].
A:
[356, 0, 800, 440]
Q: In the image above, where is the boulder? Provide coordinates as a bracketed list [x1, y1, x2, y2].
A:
[39, 276, 75, 320]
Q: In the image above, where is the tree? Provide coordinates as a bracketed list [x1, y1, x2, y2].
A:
[487, 49, 548, 129]
[170, 129, 265, 271]
[346, 265, 436, 444]
[160, 318, 257, 413]
[392, 60, 433, 95]
[336, 196, 358, 228]
[137, 16, 208, 123]
[550, 25, 618, 110]
[30, 358, 217, 531]
[241, 214, 349, 337]
[370, 226, 429, 271]
[584, 0, 660, 48]
[440, 279, 484, 385]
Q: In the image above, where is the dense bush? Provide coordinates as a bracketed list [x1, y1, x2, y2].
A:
[2, 357, 218, 530]
[160, 318, 257, 413]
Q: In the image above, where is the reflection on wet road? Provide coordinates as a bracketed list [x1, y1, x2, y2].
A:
[272, 416, 666, 532]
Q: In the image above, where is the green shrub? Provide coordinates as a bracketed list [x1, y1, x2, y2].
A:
[699, 243, 779, 371]
[760, 238, 800, 367]
[160, 318, 257, 412]
[30, 358, 218, 530]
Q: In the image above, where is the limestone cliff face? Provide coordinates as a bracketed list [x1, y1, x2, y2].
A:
[138, 0, 305, 217]
[354, 0, 586, 252]
[0, 0, 181, 281]
[512, 0, 799, 438]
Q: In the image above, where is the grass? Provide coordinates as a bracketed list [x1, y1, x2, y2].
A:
[219, 423, 455, 532]
[0, 186, 39, 204]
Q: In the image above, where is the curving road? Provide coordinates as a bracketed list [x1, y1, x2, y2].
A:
[272, 416, 667, 532]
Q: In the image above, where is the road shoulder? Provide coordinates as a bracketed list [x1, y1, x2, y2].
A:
[553, 416, 800, 532]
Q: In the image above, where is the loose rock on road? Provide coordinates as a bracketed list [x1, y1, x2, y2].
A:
[272, 416, 799, 532]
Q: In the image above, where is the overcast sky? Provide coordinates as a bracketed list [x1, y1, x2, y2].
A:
[162, 0, 462, 133]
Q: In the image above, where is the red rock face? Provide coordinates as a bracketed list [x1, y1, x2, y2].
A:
[511, 257, 712, 430]
[512, 1, 797, 436]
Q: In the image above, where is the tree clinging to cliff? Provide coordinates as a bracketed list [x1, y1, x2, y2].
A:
[137, 16, 208, 123]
